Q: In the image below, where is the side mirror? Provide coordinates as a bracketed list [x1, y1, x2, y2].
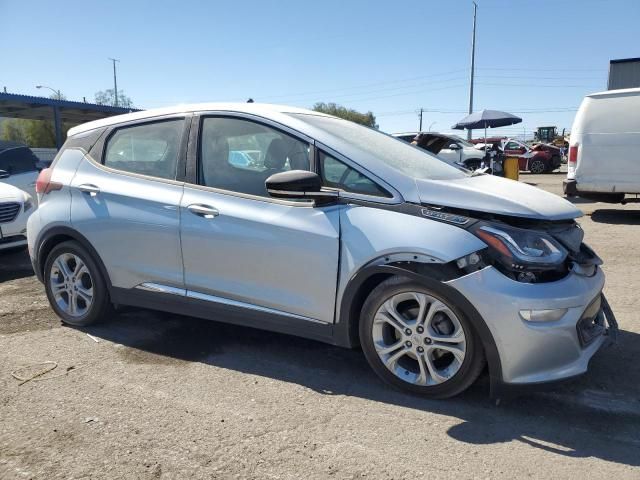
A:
[266, 170, 338, 205]
[448, 143, 461, 150]
[0, 169, 9, 179]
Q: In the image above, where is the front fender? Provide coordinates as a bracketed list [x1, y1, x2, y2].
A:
[332, 261, 503, 396]
[336, 205, 486, 317]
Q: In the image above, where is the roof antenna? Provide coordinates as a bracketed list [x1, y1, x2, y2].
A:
[246, 98, 254, 103]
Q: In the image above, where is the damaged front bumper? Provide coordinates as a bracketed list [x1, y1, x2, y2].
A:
[446, 265, 616, 390]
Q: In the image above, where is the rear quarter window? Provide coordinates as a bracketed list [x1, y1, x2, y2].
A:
[104, 119, 185, 180]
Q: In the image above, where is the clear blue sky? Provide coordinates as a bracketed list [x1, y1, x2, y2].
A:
[1, 0, 638, 138]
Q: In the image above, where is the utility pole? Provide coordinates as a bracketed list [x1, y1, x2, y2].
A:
[467, 1, 477, 140]
[418, 108, 424, 131]
[109, 57, 120, 107]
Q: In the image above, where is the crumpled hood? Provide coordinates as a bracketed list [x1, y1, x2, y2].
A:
[415, 174, 582, 221]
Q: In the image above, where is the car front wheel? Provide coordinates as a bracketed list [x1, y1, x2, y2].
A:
[360, 276, 485, 398]
[44, 241, 113, 326]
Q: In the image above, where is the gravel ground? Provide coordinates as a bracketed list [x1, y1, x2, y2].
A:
[1, 172, 639, 479]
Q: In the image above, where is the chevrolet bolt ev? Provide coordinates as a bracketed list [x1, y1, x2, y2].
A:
[27, 104, 617, 398]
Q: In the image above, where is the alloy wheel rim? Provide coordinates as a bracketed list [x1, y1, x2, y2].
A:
[530, 160, 545, 174]
[49, 253, 94, 317]
[372, 292, 466, 386]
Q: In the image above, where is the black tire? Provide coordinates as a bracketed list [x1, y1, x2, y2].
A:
[359, 276, 485, 398]
[44, 240, 113, 326]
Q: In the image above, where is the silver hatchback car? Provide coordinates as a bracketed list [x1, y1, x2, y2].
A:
[27, 103, 616, 398]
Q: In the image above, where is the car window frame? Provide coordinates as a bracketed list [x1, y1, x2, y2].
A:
[185, 112, 317, 207]
[314, 141, 402, 205]
[95, 114, 191, 184]
[317, 148, 393, 199]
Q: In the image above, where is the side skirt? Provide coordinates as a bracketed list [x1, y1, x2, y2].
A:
[110, 287, 336, 345]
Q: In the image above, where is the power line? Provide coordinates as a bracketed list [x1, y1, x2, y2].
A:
[476, 82, 600, 88]
[476, 74, 604, 80]
[477, 66, 601, 72]
[377, 107, 579, 117]
[259, 68, 469, 101]
[271, 78, 470, 106]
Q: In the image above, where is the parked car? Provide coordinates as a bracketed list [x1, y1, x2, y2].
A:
[0, 141, 41, 198]
[472, 137, 562, 173]
[0, 182, 33, 251]
[564, 87, 640, 203]
[393, 132, 485, 170]
[28, 103, 615, 399]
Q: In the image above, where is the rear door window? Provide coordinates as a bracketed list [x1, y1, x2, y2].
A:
[104, 119, 185, 180]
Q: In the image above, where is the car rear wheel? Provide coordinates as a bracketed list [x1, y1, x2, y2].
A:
[44, 241, 113, 326]
[359, 276, 485, 398]
[529, 158, 546, 174]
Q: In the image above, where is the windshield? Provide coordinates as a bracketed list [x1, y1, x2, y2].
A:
[291, 114, 467, 181]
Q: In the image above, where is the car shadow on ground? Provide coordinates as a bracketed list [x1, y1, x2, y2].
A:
[0, 247, 34, 282]
[590, 209, 640, 225]
[79, 310, 640, 468]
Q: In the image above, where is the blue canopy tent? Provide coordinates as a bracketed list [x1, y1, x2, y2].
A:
[452, 110, 522, 171]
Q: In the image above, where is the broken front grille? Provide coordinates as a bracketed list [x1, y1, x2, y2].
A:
[0, 202, 21, 224]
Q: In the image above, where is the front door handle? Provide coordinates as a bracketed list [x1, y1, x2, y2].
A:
[187, 204, 219, 219]
[78, 184, 100, 196]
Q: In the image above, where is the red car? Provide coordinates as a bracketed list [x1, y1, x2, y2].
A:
[472, 137, 562, 173]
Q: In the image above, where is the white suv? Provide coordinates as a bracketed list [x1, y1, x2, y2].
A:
[0, 142, 40, 198]
[0, 182, 33, 250]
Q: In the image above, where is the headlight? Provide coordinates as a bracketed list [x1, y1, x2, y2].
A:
[472, 223, 567, 273]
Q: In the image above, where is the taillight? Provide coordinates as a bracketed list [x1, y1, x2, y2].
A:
[35, 168, 62, 194]
[568, 145, 578, 165]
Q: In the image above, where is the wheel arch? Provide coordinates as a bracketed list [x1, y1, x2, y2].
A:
[333, 261, 503, 394]
[35, 226, 113, 295]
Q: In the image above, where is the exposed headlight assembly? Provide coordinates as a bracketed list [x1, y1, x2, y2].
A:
[471, 223, 568, 281]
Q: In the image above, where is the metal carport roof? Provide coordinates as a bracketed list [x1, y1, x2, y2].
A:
[0, 92, 141, 148]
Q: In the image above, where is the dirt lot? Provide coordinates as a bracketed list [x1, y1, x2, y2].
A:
[1, 172, 639, 479]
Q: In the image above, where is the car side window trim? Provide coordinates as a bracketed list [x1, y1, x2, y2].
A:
[314, 142, 403, 205]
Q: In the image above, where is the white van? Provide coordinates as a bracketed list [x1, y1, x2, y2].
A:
[564, 87, 640, 203]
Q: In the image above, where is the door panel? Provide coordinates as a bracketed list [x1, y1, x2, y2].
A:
[180, 187, 340, 323]
[70, 158, 184, 289]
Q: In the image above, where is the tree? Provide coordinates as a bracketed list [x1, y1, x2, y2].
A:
[0, 119, 28, 144]
[0, 118, 73, 148]
[312, 102, 378, 128]
[94, 89, 134, 108]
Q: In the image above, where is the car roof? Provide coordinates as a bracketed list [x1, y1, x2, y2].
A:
[67, 103, 333, 137]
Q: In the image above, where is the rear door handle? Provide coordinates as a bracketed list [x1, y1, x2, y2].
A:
[78, 184, 100, 196]
[187, 204, 219, 219]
